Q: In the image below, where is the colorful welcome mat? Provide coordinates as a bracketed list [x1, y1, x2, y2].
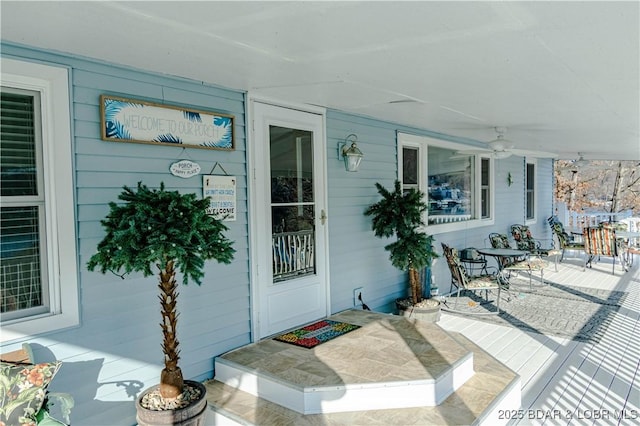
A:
[273, 320, 361, 349]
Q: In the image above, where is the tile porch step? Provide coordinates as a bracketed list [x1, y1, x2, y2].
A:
[205, 332, 521, 425]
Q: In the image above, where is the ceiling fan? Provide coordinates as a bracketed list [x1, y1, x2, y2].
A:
[571, 153, 589, 167]
[555, 153, 609, 172]
[456, 127, 558, 159]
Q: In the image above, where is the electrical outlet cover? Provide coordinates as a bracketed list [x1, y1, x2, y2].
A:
[353, 287, 363, 306]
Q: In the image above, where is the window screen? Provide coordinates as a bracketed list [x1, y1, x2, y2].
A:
[1, 89, 48, 319]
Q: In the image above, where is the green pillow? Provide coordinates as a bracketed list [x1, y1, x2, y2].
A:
[0, 361, 61, 426]
[35, 409, 68, 426]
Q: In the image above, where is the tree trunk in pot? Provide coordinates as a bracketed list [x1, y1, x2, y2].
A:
[409, 267, 421, 305]
[159, 260, 183, 398]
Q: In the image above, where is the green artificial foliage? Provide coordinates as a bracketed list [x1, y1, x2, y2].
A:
[87, 182, 235, 398]
[87, 182, 234, 285]
[364, 180, 438, 305]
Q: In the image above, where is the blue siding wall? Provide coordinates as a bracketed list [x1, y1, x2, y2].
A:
[326, 110, 556, 307]
[1, 44, 251, 425]
[326, 112, 403, 313]
[1, 42, 555, 425]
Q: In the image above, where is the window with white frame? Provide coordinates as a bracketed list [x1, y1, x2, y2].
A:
[398, 132, 494, 232]
[1, 58, 78, 342]
[525, 160, 536, 221]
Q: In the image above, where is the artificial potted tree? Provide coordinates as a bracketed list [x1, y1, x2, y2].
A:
[87, 182, 234, 425]
[364, 180, 440, 322]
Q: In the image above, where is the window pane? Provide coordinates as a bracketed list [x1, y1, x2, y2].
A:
[481, 158, 490, 218]
[526, 192, 535, 219]
[402, 147, 418, 185]
[526, 163, 535, 191]
[526, 163, 535, 219]
[1, 206, 46, 317]
[0, 91, 38, 197]
[270, 126, 313, 203]
[427, 146, 474, 224]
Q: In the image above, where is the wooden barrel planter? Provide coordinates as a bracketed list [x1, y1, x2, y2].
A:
[136, 380, 207, 426]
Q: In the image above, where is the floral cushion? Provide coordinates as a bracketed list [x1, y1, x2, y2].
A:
[0, 361, 61, 426]
[511, 224, 537, 251]
[489, 233, 511, 249]
[504, 257, 549, 270]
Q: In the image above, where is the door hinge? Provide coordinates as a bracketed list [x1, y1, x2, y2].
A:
[320, 209, 327, 225]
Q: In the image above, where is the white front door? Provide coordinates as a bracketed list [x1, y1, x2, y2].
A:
[251, 101, 329, 339]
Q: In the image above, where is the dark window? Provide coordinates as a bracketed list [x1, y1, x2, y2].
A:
[1, 89, 48, 320]
[526, 162, 535, 220]
[481, 158, 491, 218]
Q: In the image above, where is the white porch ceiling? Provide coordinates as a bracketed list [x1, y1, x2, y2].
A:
[1, 1, 638, 160]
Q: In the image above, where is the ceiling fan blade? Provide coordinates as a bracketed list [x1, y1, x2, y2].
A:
[455, 148, 493, 155]
[510, 149, 558, 158]
[450, 148, 492, 159]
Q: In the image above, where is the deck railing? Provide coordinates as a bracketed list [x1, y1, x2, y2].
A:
[272, 230, 315, 281]
[555, 202, 634, 230]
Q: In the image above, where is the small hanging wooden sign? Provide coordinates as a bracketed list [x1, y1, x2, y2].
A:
[170, 160, 201, 178]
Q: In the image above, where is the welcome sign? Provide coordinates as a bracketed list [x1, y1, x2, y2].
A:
[100, 95, 234, 150]
[203, 175, 237, 221]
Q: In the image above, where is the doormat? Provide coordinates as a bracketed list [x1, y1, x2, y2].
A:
[273, 320, 361, 349]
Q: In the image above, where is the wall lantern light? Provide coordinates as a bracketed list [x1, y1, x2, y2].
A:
[338, 133, 364, 172]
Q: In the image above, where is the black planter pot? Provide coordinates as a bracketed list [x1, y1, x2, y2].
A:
[136, 380, 207, 426]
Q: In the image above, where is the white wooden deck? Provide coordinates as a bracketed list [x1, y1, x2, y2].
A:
[439, 256, 640, 425]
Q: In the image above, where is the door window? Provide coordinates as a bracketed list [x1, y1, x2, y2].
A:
[269, 126, 316, 282]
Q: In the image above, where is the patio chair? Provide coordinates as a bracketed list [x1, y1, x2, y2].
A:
[510, 224, 560, 271]
[488, 232, 548, 289]
[547, 216, 585, 263]
[600, 222, 637, 268]
[441, 243, 501, 315]
[488, 232, 525, 266]
[487, 233, 516, 267]
[583, 226, 626, 274]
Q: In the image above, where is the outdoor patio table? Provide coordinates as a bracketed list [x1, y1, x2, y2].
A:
[477, 247, 528, 262]
[477, 247, 528, 286]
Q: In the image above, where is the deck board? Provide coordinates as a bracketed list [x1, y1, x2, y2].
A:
[439, 257, 639, 425]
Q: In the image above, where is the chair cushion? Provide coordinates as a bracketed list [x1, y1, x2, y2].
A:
[584, 227, 617, 256]
[511, 224, 538, 251]
[466, 275, 500, 289]
[490, 234, 511, 249]
[505, 257, 549, 270]
[0, 361, 62, 426]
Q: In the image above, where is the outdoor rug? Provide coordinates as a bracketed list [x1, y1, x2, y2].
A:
[273, 319, 361, 348]
[443, 279, 626, 343]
